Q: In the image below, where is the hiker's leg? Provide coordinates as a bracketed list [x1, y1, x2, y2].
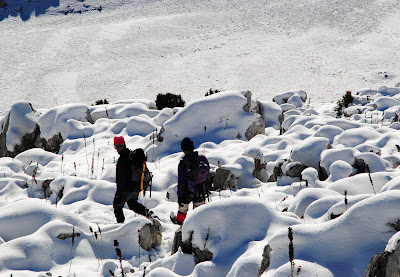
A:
[127, 191, 149, 216]
[176, 195, 192, 223]
[193, 190, 206, 209]
[193, 201, 205, 209]
[113, 191, 128, 223]
[178, 202, 189, 214]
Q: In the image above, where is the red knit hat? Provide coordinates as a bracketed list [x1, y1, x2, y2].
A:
[114, 136, 125, 145]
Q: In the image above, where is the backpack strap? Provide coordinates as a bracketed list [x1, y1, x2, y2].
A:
[140, 162, 146, 191]
[183, 156, 197, 179]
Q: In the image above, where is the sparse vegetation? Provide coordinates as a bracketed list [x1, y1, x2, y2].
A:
[155, 93, 185, 110]
[93, 99, 109, 105]
[114, 239, 125, 277]
[205, 88, 221, 97]
[334, 91, 354, 117]
[288, 227, 295, 277]
[366, 165, 376, 195]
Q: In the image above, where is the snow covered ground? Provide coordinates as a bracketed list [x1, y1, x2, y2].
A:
[1, 87, 400, 276]
[1, 0, 400, 276]
[1, 0, 400, 112]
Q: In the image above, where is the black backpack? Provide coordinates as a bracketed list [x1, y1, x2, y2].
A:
[129, 148, 152, 196]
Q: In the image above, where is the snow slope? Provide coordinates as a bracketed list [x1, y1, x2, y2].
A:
[1, 0, 400, 112]
[0, 88, 400, 276]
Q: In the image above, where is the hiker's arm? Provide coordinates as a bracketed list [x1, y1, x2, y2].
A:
[116, 158, 131, 189]
[177, 161, 188, 198]
[202, 155, 210, 171]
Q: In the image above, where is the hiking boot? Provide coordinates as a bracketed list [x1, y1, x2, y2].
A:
[170, 214, 183, 225]
[146, 210, 160, 220]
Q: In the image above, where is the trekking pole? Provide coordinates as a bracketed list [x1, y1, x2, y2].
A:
[152, 129, 155, 163]
[203, 126, 207, 155]
[83, 134, 90, 178]
[105, 107, 111, 130]
[204, 182, 210, 203]
[149, 179, 152, 198]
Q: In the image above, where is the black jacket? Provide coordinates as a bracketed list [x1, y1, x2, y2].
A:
[116, 148, 134, 192]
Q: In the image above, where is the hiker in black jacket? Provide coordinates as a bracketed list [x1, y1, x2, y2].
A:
[113, 136, 154, 223]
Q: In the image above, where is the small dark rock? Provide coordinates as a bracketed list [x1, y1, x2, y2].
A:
[57, 232, 81, 240]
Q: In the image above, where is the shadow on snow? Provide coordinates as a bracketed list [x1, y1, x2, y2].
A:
[0, 0, 60, 21]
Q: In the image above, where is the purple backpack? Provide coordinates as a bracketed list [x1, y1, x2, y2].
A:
[184, 155, 209, 193]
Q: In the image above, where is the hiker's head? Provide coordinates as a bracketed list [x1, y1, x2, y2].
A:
[114, 136, 126, 152]
[181, 137, 194, 153]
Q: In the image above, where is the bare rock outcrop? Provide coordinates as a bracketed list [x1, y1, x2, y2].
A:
[212, 167, 238, 190]
[171, 227, 213, 264]
[364, 238, 400, 277]
[138, 219, 162, 251]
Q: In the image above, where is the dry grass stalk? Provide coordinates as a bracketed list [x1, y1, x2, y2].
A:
[288, 227, 294, 277]
[114, 239, 125, 276]
[365, 165, 376, 194]
[68, 226, 75, 273]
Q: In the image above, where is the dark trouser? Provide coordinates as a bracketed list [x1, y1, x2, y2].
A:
[177, 185, 207, 217]
[113, 190, 149, 223]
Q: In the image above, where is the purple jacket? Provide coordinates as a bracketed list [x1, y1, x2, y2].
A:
[177, 151, 210, 198]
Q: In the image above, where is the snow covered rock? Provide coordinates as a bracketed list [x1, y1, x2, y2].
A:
[88, 101, 158, 122]
[354, 152, 393, 174]
[356, 88, 378, 96]
[173, 198, 300, 272]
[150, 91, 265, 158]
[285, 161, 307, 179]
[328, 172, 394, 195]
[313, 125, 344, 144]
[266, 160, 285, 182]
[0, 102, 40, 157]
[320, 148, 358, 177]
[287, 188, 341, 218]
[372, 97, 400, 111]
[0, 102, 97, 157]
[290, 137, 331, 170]
[326, 160, 353, 182]
[267, 191, 400, 277]
[166, 183, 178, 202]
[259, 101, 283, 130]
[272, 90, 307, 105]
[377, 86, 400, 97]
[266, 259, 334, 277]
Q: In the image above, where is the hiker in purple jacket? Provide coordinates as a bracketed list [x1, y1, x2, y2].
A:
[171, 137, 210, 225]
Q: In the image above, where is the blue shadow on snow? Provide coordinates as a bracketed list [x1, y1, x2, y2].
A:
[0, 0, 60, 21]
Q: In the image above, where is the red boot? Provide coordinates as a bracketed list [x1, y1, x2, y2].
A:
[171, 211, 187, 225]
[176, 211, 187, 224]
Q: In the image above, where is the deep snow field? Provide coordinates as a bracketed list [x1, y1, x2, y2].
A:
[1, 0, 400, 111]
[1, 87, 400, 276]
